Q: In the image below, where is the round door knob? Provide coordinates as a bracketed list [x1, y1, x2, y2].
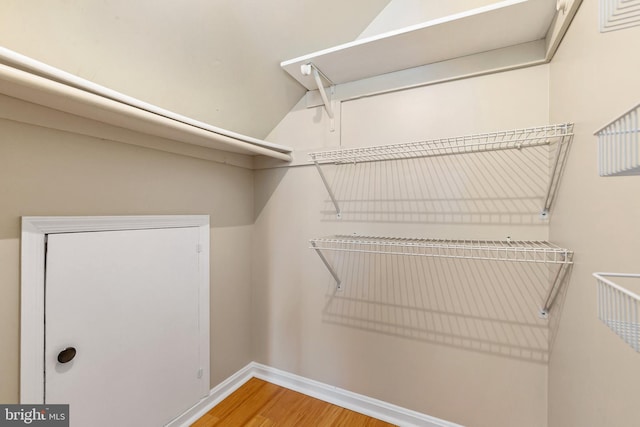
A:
[57, 347, 76, 364]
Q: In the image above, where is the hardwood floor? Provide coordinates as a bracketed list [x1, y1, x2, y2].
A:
[191, 377, 396, 426]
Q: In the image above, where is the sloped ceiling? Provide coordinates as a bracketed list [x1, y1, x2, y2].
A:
[0, 0, 390, 139]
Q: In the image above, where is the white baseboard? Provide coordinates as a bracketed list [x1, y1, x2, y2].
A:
[166, 363, 255, 427]
[168, 362, 464, 427]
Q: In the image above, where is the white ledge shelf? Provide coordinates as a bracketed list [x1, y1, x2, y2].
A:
[594, 272, 640, 352]
[311, 235, 573, 318]
[282, 0, 580, 91]
[309, 123, 574, 219]
[594, 102, 640, 176]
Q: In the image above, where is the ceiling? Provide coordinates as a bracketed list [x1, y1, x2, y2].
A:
[0, 0, 390, 140]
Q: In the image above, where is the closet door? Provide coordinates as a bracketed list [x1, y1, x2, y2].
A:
[44, 227, 206, 427]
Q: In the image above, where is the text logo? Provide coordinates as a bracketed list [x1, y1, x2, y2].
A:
[0, 405, 68, 427]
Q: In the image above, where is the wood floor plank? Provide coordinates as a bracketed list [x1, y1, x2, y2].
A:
[193, 378, 396, 426]
[196, 377, 266, 425]
[257, 388, 310, 426]
[209, 379, 286, 426]
[245, 415, 276, 427]
[190, 413, 219, 427]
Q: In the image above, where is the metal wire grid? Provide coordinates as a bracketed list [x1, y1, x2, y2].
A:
[309, 123, 574, 164]
[594, 103, 640, 176]
[310, 235, 573, 264]
[594, 273, 640, 352]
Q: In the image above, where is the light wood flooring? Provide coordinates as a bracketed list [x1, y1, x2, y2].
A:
[192, 377, 396, 426]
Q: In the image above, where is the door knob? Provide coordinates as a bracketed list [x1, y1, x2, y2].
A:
[57, 347, 76, 364]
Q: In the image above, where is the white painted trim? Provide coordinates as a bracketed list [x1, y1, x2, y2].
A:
[170, 362, 464, 427]
[21, 215, 209, 234]
[20, 219, 47, 403]
[166, 363, 256, 427]
[249, 363, 463, 427]
[20, 215, 210, 404]
[196, 225, 210, 398]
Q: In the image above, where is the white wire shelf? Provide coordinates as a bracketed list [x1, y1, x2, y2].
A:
[310, 235, 573, 264]
[311, 235, 573, 318]
[309, 124, 573, 164]
[594, 272, 640, 352]
[308, 123, 574, 218]
[594, 103, 640, 176]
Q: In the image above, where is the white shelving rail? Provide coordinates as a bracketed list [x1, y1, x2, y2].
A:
[594, 273, 640, 352]
[309, 123, 574, 218]
[311, 235, 573, 318]
[594, 102, 640, 176]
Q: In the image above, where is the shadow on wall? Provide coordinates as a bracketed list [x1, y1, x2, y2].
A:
[320, 251, 559, 364]
[318, 145, 552, 224]
[547, 265, 574, 356]
[254, 167, 289, 221]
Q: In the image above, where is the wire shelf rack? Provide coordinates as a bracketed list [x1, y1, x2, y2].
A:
[310, 235, 573, 264]
[309, 124, 573, 164]
[310, 235, 573, 318]
[594, 103, 640, 176]
[594, 272, 640, 352]
[308, 123, 574, 218]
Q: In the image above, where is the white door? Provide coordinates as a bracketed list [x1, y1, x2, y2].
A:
[44, 227, 207, 427]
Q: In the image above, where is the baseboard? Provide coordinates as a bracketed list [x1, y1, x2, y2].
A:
[166, 363, 255, 427]
[169, 362, 463, 427]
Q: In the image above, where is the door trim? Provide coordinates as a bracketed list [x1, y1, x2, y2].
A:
[20, 215, 210, 404]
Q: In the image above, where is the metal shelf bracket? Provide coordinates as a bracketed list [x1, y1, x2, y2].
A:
[313, 161, 341, 219]
[541, 124, 574, 218]
[310, 241, 342, 290]
[301, 63, 334, 120]
[539, 256, 572, 319]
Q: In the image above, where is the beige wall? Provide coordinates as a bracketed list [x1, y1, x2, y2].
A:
[255, 65, 553, 427]
[0, 0, 389, 139]
[0, 102, 254, 403]
[358, 0, 502, 39]
[548, 1, 640, 426]
[4, 2, 638, 424]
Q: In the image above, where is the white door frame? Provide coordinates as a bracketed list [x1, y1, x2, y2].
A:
[20, 215, 210, 404]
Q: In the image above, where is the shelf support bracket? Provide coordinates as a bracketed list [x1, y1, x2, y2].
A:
[540, 125, 573, 219]
[301, 63, 334, 120]
[539, 261, 571, 319]
[310, 241, 342, 290]
[313, 161, 342, 219]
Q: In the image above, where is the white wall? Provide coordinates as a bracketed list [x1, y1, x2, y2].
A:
[547, 1, 640, 426]
[254, 65, 554, 427]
